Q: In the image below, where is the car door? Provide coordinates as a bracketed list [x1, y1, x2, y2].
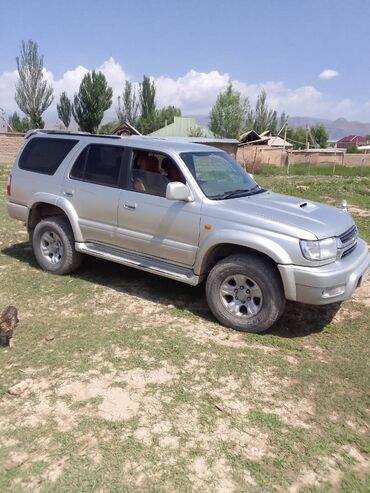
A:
[116, 149, 201, 266]
[64, 143, 127, 246]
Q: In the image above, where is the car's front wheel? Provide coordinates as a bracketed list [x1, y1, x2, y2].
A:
[32, 216, 82, 275]
[206, 254, 285, 333]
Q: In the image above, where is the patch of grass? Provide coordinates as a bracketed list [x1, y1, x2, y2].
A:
[249, 410, 282, 430]
[255, 163, 370, 177]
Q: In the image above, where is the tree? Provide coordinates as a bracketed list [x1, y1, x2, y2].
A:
[137, 75, 158, 134]
[7, 112, 33, 133]
[57, 92, 72, 128]
[286, 126, 307, 149]
[347, 144, 359, 154]
[99, 121, 119, 134]
[311, 124, 328, 148]
[188, 126, 205, 137]
[157, 105, 181, 129]
[116, 81, 139, 126]
[209, 83, 250, 138]
[278, 112, 289, 132]
[246, 90, 278, 134]
[72, 71, 113, 133]
[15, 40, 54, 128]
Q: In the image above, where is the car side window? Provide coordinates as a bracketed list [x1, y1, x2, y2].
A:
[19, 137, 78, 175]
[128, 151, 185, 197]
[70, 144, 125, 187]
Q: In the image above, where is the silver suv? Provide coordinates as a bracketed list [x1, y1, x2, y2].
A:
[7, 130, 370, 332]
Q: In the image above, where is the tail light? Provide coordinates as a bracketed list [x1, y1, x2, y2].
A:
[6, 174, 12, 196]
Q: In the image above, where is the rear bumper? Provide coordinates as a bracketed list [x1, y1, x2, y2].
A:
[279, 239, 370, 305]
[7, 201, 28, 223]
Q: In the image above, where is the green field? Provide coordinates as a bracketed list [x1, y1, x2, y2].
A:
[0, 166, 369, 492]
[255, 163, 370, 178]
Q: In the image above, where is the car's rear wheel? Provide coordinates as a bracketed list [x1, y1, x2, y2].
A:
[32, 216, 82, 275]
[206, 254, 285, 333]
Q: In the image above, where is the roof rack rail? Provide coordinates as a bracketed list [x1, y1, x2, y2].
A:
[24, 129, 122, 140]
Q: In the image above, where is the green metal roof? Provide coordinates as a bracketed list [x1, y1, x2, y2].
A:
[149, 116, 214, 138]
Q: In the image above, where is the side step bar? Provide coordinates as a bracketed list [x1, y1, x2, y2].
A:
[75, 242, 200, 286]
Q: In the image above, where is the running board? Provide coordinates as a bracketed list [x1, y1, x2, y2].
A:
[75, 242, 200, 285]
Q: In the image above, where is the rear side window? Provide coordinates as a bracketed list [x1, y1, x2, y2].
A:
[70, 144, 125, 187]
[19, 137, 78, 175]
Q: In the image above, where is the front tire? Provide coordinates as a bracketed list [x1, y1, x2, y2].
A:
[32, 216, 82, 275]
[206, 254, 285, 333]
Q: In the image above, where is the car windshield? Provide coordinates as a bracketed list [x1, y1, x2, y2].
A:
[180, 151, 263, 199]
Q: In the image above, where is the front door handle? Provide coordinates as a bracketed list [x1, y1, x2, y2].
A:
[123, 203, 137, 210]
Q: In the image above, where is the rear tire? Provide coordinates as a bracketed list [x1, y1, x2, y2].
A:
[206, 254, 285, 333]
[32, 216, 82, 275]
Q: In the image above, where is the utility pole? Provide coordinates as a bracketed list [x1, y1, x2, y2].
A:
[305, 125, 309, 149]
[283, 122, 287, 151]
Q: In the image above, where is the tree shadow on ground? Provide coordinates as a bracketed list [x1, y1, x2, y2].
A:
[3, 241, 340, 339]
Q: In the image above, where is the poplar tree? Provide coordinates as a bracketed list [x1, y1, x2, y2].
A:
[72, 71, 113, 133]
[15, 40, 54, 128]
[57, 92, 72, 128]
[116, 81, 139, 126]
[247, 90, 278, 134]
[137, 75, 157, 134]
[209, 83, 250, 138]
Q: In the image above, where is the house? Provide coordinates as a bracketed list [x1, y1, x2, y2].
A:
[239, 129, 292, 148]
[336, 135, 368, 149]
[148, 117, 238, 156]
[149, 116, 214, 138]
[260, 130, 293, 148]
[239, 130, 267, 145]
[112, 121, 141, 136]
[357, 145, 370, 153]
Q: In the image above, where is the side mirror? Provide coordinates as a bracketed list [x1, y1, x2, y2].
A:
[166, 182, 192, 202]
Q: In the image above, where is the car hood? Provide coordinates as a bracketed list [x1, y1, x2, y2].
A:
[206, 190, 354, 240]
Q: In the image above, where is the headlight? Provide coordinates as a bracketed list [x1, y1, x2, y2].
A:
[300, 237, 337, 261]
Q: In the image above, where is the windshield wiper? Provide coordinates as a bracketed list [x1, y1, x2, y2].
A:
[210, 185, 265, 200]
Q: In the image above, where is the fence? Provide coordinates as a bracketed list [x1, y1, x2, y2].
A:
[236, 145, 370, 173]
[0, 132, 25, 163]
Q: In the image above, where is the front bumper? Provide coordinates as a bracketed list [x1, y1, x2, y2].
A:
[278, 239, 370, 305]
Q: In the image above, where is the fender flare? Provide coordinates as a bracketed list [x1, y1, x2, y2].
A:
[194, 229, 293, 275]
[28, 193, 83, 242]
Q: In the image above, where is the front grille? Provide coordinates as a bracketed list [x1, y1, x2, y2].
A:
[339, 225, 357, 245]
[338, 225, 358, 259]
[341, 244, 357, 258]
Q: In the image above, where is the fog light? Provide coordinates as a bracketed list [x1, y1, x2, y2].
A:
[322, 286, 346, 298]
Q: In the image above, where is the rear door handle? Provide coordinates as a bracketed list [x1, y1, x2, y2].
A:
[63, 191, 74, 197]
[123, 203, 137, 210]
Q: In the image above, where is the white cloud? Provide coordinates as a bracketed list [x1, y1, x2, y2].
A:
[0, 69, 18, 114]
[0, 59, 368, 128]
[156, 69, 229, 114]
[319, 69, 339, 80]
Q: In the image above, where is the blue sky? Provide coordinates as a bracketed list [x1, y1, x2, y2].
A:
[0, 0, 369, 123]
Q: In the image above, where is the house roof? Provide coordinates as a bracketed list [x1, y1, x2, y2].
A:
[149, 116, 214, 138]
[337, 135, 367, 144]
[112, 121, 141, 136]
[267, 135, 293, 148]
[239, 130, 261, 143]
[239, 129, 292, 147]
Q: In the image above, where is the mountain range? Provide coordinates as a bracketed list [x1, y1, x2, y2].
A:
[193, 116, 370, 141]
[288, 117, 370, 140]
